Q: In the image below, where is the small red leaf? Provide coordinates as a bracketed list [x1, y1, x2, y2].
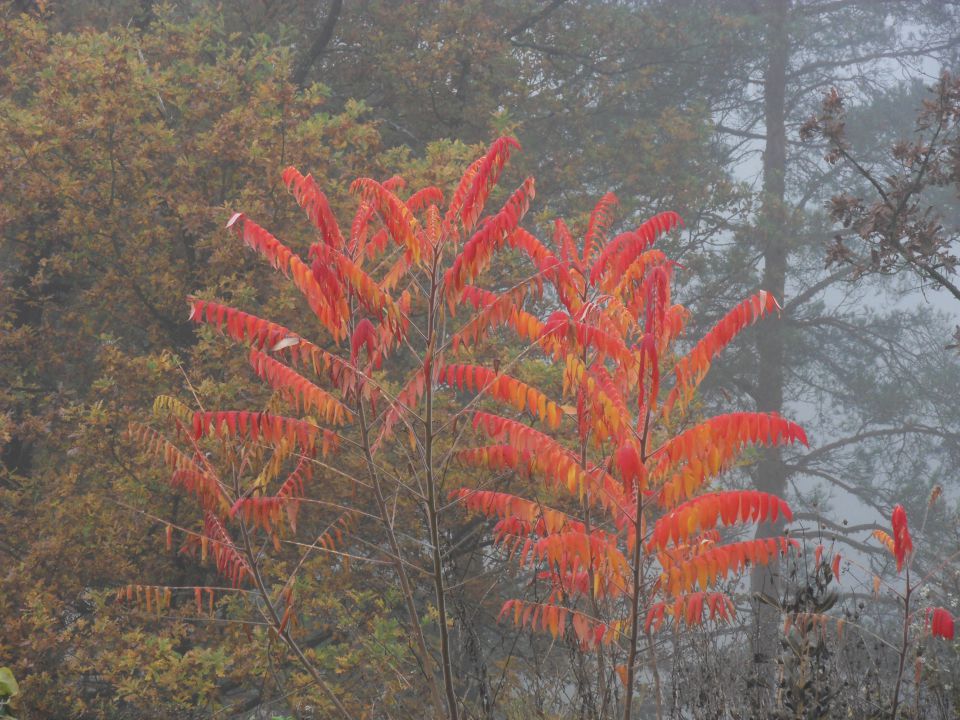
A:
[891, 504, 913, 572]
[929, 607, 955, 640]
[351, 319, 377, 366]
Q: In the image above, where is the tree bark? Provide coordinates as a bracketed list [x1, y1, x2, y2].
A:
[750, 0, 790, 706]
[292, 0, 343, 88]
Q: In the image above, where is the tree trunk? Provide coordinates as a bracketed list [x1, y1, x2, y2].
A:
[750, 0, 790, 706]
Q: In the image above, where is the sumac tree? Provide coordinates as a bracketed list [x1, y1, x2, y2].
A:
[872, 501, 957, 719]
[446, 189, 808, 718]
[130, 137, 805, 719]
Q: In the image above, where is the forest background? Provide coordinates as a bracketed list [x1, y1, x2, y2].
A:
[1, 1, 960, 718]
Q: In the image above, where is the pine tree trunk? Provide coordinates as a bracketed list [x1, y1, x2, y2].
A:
[750, 0, 790, 706]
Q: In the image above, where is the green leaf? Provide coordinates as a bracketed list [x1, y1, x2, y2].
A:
[0, 668, 17, 698]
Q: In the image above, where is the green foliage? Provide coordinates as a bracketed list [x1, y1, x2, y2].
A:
[0, 667, 18, 718]
[0, 8, 392, 718]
